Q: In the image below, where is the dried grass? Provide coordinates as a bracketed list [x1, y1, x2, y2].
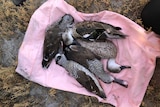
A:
[2, 0, 158, 107]
[0, 0, 42, 38]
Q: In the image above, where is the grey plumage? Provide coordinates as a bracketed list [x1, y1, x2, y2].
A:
[76, 39, 117, 59]
[64, 45, 128, 88]
[86, 58, 115, 83]
[86, 58, 128, 87]
[42, 14, 74, 68]
[55, 51, 106, 98]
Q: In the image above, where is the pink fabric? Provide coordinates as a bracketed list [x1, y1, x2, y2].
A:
[16, 0, 160, 107]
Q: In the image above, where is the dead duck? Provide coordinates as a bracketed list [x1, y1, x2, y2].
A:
[42, 14, 74, 68]
[73, 21, 127, 40]
[64, 44, 128, 88]
[55, 42, 106, 98]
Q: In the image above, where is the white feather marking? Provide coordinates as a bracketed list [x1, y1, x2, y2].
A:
[83, 34, 90, 38]
[43, 58, 49, 61]
[62, 28, 74, 45]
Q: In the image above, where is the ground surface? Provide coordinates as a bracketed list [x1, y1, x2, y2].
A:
[0, 0, 160, 107]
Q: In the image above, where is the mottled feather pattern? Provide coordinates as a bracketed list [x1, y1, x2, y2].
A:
[55, 53, 106, 98]
[77, 39, 117, 59]
[42, 14, 74, 68]
[86, 59, 114, 83]
[65, 45, 101, 68]
[86, 59, 104, 74]
[75, 21, 127, 39]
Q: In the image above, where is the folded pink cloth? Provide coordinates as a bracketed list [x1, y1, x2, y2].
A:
[16, 0, 160, 107]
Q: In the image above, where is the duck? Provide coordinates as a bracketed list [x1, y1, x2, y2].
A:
[55, 42, 106, 98]
[73, 21, 127, 40]
[42, 14, 74, 68]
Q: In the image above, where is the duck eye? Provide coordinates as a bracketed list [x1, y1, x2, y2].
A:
[57, 56, 61, 61]
[55, 55, 62, 64]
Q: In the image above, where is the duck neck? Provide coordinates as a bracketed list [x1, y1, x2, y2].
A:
[62, 28, 74, 46]
[59, 55, 69, 68]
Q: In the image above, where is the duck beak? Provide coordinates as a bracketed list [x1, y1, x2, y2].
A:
[42, 59, 51, 69]
[72, 39, 81, 46]
[55, 59, 58, 64]
[58, 41, 64, 54]
[113, 78, 128, 88]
